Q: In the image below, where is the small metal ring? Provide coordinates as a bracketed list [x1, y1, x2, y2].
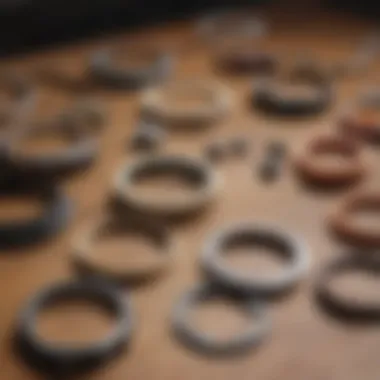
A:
[315, 254, 380, 322]
[88, 48, 174, 90]
[0, 74, 36, 122]
[57, 98, 107, 134]
[339, 90, 380, 143]
[5, 119, 98, 175]
[0, 186, 72, 249]
[291, 38, 378, 81]
[294, 135, 365, 187]
[0, 74, 37, 151]
[329, 192, 380, 248]
[72, 215, 174, 283]
[196, 9, 267, 45]
[141, 79, 232, 128]
[15, 279, 133, 375]
[113, 155, 221, 218]
[251, 75, 332, 116]
[171, 284, 270, 356]
[216, 50, 277, 75]
[201, 222, 310, 295]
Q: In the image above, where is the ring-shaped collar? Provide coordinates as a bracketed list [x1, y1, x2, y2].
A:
[89, 47, 174, 89]
[201, 222, 311, 296]
[329, 191, 380, 248]
[15, 279, 133, 375]
[315, 254, 380, 322]
[0, 185, 72, 249]
[339, 90, 380, 143]
[72, 215, 174, 283]
[5, 118, 99, 175]
[141, 79, 232, 128]
[252, 73, 333, 116]
[113, 155, 221, 218]
[294, 135, 365, 187]
[171, 283, 270, 356]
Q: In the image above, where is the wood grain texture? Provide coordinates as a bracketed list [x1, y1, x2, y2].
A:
[0, 4, 380, 380]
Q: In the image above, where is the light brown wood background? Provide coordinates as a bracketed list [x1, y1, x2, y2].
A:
[1, 3, 380, 380]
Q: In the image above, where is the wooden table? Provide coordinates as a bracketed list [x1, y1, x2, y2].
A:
[1, 4, 380, 380]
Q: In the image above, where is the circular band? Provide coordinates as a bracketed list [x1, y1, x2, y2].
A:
[251, 75, 332, 116]
[339, 91, 380, 143]
[329, 192, 380, 247]
[171, 284, 270, 356]
[197, 10, 267, 44]
[15, 279, 133, 375]
[292, 38, 378, 81]
[72, 215, 174, 282]
[0, 74, 37, 128]
[89, 48, 174, 89]
[294, 135, 365, 187]
[289, 56, 336, 83]
[0, 186, 72, 248]
[216, 50, 277, 75]
[5, 118, 98, 174]
[315, 254, 380, 321]
[201, 223, 310, 295]
[141, 80, 232, 128]
[333, 33, 380, 79]
[57, 98, 107, 133]
[0, 74, 37, 160]
[113, 155, 221, 218]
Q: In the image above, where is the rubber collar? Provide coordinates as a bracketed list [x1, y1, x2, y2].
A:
[171, 283, 270, 356]
[329, 191, 380, 248]
[141, 79, 232, 128]
[216, 50, 277, 75]
[72, 215, 174, 283]
[294, 135, 365, 187]
[251, 74, 332, 116]
[89, 47, 174, 89]
[339, 90, 380, 144]
[113, 155, 221, 218]
[0, 185, 72, 249]
[315, 254, 380, 322]
[15, 279, 133, 376]
[57, 98, 107, 134]
[0, 74, 36, 126]
[201, 222, 310, 296]
[197, 10, 267, 44]
[5, 118, 98, 175]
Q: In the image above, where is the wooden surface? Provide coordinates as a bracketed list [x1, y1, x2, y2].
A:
[1, 4, 380, 380]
